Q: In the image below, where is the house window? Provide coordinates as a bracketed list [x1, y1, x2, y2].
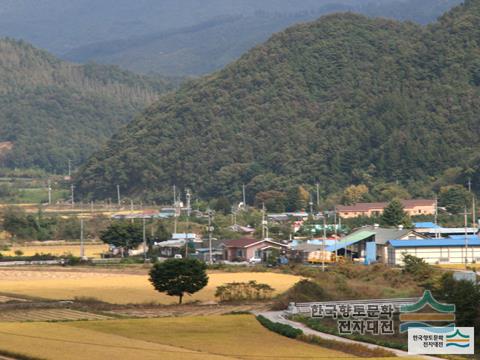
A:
[236, 249, 244, 258]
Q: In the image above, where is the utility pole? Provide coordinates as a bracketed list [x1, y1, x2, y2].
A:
[309, 196, 313, 216]
[173, 185, 178, 234]
[242, 184, 246, 209]
[316, 183, 320, 212]
[70, 185, 75, 209]
[434, 196, 439, 239]
[261, 203, 266, 240]
[207, 209, 214, 264]
[334, 206, 338, 258]
[464, 206, 469, 267]
[47, 179, 52, 205]
[185, 189, 191, 259]
[322, 212, 326, 272]
[468, 178, 472, 193]
[143, 217, 147, 262]
[117, 185, 121, 207]
[68, 159, 71, 178]
[80, 218, 85, 259]
[186, 189, 191, 218]
[90, 201, 94, 213]
[472, 195, 477, 228]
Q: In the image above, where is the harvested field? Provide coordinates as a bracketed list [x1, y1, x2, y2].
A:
[0, 270, 302, 304]
[2, 244, 108, 258]
[0, 315, 403, 360]
[0, 308, 110, 322]
[435, 263, 480, 270]
[107, 303, 271, 318]
[0, 295, 27, 303]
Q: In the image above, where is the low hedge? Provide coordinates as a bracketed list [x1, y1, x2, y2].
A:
[256, 315, 303, 339]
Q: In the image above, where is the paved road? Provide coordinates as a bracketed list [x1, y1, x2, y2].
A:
[258, 311, 444, 360]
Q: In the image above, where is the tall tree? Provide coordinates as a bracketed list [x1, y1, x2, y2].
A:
[149, 259, 208, 304]
[438, 185, 471, 214]
[100, 221, 144, 250]
[381, 199, 410, 227]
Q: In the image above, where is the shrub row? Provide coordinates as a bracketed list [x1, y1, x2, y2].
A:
[256, 315, 303, 339]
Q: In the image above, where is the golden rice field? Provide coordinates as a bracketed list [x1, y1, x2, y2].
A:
[0, 315, 404, 360]
[1, 244, 108, 258]
[0, 271, 302, 304]
[435, 263, 480, 270]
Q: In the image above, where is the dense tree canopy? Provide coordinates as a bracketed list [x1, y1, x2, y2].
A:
[75, 0, 480, 203]
[0, 38, 176, 173]
[100, 221, 144, 250]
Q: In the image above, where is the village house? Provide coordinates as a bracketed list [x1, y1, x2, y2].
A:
[221, 237, 288, 262]
[336, 199, 436, 219]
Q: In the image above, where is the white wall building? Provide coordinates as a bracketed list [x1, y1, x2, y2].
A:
[387, 238, 480, 265]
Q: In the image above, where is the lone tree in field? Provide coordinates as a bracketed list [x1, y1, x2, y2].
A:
[149, 259, 208, 304]
[381, 199, 410, 227]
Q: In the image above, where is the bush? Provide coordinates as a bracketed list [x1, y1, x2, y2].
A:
[432, 272, 480, 339]
[402, 254, 433, 282]
[215, 281, 274, 302]
[256, 315, 303, 339]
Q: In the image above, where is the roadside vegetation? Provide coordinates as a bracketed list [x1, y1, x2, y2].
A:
[256, 315, 397, 357]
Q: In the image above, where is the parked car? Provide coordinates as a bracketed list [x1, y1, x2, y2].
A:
[174, 254, 183, 259]
[248, 256, 262, 264]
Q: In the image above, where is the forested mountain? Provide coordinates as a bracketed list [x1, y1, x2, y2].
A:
[63, 0, 461, 76]
[0, 0, 461, 76]
[0, 38, 175, 172]
[74, 0, 480, 202]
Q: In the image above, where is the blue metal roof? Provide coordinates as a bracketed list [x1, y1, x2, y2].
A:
[448, 234, 479, 240]
[389, 238, 480, 248]
[414, 222, 441, 229]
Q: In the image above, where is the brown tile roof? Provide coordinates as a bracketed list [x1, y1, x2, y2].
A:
[222, 237, 288, 248]
[222, 237, 259, 248]
[336, 199, 435, 212]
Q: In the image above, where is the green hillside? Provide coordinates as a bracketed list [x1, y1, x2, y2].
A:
[0, 38, 176, 172]
[74, 0, 480, 202]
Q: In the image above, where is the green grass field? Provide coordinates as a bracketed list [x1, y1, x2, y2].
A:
[14, 188, 68, 204]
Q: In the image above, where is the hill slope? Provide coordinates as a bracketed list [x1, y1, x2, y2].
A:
[0, 38, 175, 172]
[74, 0, 480, 202]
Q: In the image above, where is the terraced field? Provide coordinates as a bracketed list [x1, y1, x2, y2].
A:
[0, 270, 302, 304]
[0, 308, 110, 322]
[0, 315, 401, 360]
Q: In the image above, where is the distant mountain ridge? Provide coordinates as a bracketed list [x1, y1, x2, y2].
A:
[0, 38, 175, 172]
[0, 0, 462, 76]
[74, 0, 480, 202]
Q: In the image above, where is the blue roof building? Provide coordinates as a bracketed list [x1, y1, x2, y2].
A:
[387, 237, 480, 266]
[413, 222, 441, 229]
